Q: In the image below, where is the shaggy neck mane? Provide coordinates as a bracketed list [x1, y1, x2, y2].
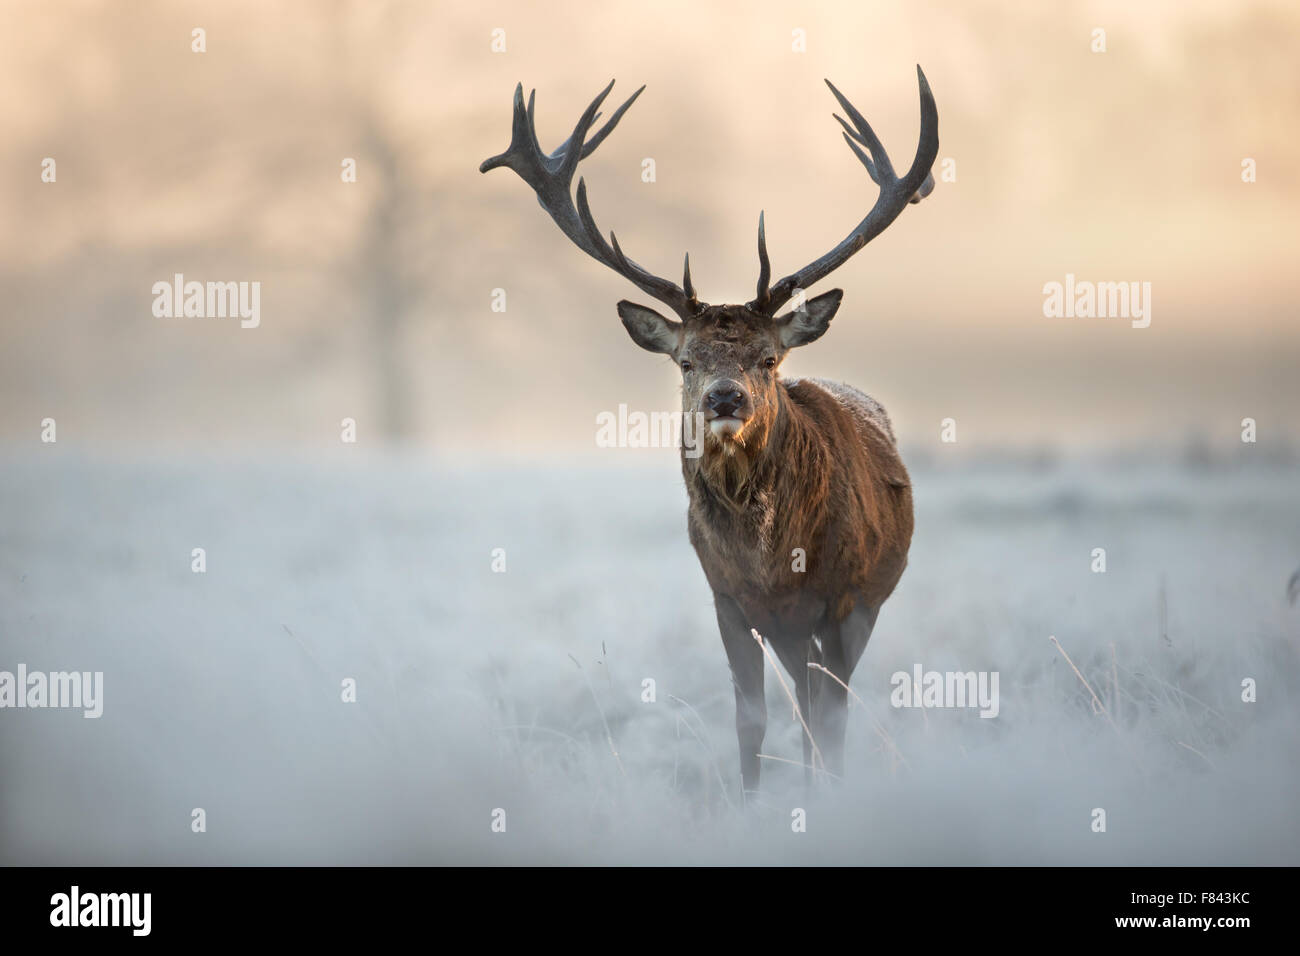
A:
[685, 384, 828, 516]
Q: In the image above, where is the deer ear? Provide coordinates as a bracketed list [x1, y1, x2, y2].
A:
[618, 300, 682, 355]
[778, 289, 843, 348]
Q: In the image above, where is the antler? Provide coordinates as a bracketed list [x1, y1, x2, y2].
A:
[480, 81, 701, 319]
[751, 66, 939, 314]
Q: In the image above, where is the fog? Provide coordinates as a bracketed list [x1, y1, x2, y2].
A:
[2, 451, 1296, 863]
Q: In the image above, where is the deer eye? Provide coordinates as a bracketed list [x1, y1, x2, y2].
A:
[764, 356, 777, 369]
[680, 360, 692, 373]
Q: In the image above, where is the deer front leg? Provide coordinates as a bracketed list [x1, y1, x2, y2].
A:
[714, 593, 765, 796]
[813, 603, 879, 779]
[768, 636, 818, 785]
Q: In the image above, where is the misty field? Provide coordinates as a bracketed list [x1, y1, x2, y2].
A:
[1, 450, 1297, 864]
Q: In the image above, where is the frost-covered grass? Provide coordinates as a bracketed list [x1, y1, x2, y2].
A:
[1, 449, 1297, 864]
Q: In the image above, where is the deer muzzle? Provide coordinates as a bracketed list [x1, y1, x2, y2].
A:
[703, 379, 752, 438]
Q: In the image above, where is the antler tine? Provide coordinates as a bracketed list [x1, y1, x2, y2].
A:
[755, 211, 771, 307]
[546, 84, 644, 166]
[683, 252, 697, 304]
[556, 80, 615, 183]
[525, 89, 542, 158]
[826, 79, 895, 181]
[479, 83, 550, 191]
[580, 85, 644, 159]
[481, 81, 699, 319]
[834, 118, 880, 185]
[753, 66, 939, 315]
[607, 231, 635, 272]
[907, 66, 940, 181]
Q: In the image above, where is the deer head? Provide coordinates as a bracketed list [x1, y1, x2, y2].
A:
[480, 71, 938, 453]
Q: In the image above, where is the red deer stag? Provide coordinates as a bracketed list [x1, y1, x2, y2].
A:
[480, 69, 938, 793]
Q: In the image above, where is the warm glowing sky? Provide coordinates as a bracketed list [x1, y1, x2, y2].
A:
[1, 0, 1297, 456]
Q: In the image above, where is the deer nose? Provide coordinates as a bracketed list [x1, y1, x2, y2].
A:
[705, 381, 747, 417]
